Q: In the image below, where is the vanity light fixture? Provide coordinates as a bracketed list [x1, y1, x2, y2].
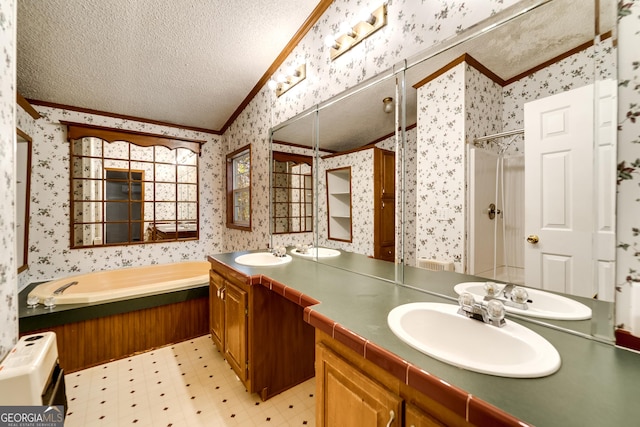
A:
[268, 63, 307, 97]
[382, 96, 393, 113]
[325, 3, 387, 61]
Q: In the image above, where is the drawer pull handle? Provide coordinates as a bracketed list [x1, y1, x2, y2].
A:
[386, 410, 395, 427]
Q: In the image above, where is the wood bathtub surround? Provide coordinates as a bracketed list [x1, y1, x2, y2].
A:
[207, 256, 526, 426]
[23, 297, 209, 373]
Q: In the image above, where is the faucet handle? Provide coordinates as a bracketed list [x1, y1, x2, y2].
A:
[485, 299, 506, 323]
[510, 287, 529, 304]
[483, 282, 500, 297]
[458, 292, 476, 310]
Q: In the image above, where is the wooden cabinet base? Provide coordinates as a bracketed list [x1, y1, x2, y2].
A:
[315, 329, 470, 427]
[208, 260, 316, 401]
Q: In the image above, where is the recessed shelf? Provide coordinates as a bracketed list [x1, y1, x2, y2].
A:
[326, 167, 352, 242]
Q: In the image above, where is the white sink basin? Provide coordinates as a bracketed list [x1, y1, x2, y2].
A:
[234, 252, 292, 266]
[387, 302, 561, 378]
[453, 282, 592, 320]
[290, 247, 341, 258]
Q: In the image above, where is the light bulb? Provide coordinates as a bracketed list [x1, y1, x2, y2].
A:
[340, 21, 357, 38]
[267, 79, 278, 91]
[324, 34, 339, 49]
[359, 8, 376, 25]
[276, 73, 286, 84]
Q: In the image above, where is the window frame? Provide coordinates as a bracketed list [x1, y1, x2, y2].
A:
[271, 151, 313, 234]
[226, 144, 252, 231]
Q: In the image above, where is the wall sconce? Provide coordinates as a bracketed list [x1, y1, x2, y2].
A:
[324, 4, 387, 61]
[267, 64, 307, 97]
[382, 97, 393, 113]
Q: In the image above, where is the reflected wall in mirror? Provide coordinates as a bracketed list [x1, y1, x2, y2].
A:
[271, 151, 313, 234]
[16, 128, 32, 272]
[65, 122, 202, 248]
[270, 111, 317, 248]
[268, 0, 616, 340]
[316, 75, 400, 261]
[403, 0, 616, 302]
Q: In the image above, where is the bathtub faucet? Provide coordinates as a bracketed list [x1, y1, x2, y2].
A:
[53, 281, 78, 295]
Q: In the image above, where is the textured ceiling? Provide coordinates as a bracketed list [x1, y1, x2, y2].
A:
[17, 0, 321, 131]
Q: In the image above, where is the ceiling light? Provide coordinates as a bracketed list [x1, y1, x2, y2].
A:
[269, 64, 307, 98]
[383, 97, 393, 113]
[326, 4, 387, 61]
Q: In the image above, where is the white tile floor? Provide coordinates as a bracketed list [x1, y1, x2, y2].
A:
[64, 335, 316, 426]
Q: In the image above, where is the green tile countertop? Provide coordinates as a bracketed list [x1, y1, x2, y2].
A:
[209, 250, 640, 426]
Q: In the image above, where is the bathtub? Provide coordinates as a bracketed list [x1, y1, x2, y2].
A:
[28, 260, 211, 305]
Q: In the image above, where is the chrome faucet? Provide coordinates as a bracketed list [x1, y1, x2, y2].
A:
[458, 292, 506, 327]
[484, 282, 531, 310]
[272, 246, 287, 257]
[295, 243, 312, 254]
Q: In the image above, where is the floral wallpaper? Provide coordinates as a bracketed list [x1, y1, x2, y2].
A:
[317, 150, 375, 255]
[616, 0, 640, 334]
[5, 0, 637, 353]
[16, 105, 224, 284]
[415, 63, 466, 271]
[0, 0, 17, 358]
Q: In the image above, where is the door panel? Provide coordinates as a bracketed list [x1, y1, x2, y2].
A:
[524, 84, 594, 297]
[224, 282, 248, 382]
[317, 344, 401, 427]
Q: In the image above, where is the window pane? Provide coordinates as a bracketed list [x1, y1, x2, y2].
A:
[233, 153, 250, 188]
[233, 188, 250, 224]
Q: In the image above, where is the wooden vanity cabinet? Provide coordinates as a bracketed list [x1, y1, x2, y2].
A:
[208, 261, 315, 401]
[316, 330, 469, 427]
[317, 343, 402, 426]
[209, 270, 226, 351]
[223, 280, 249, 383]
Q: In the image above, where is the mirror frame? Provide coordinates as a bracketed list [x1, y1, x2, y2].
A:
[16, 128, 32, 273]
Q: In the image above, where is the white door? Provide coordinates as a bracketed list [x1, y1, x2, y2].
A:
[524, 84, 594, 297]
[595, 79, 617, 302]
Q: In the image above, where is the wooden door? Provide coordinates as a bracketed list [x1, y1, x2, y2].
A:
[209, 271, 225, 351]
[524, 84, 594, 297]
[224, 281, 248, 382]
[316, 343, 401, 427]
[374, 149, 396, 261]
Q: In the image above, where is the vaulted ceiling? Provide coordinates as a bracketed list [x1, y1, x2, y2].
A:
[17, 0, 323, 133]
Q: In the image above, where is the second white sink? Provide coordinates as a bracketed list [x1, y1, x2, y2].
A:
[290, 247, 341, 258]
[387, 302, 561, 378]
[453, 282, 592, 320]
[234, 252, 292, 266]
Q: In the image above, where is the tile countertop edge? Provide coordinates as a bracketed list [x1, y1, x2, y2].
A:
[206, 255, 525, 426]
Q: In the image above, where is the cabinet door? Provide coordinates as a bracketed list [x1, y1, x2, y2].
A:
[209, 271, 225, 351]
[405, 403, 446, 427]
[317, 344, 401, 427]
[225, 282, 248, 383]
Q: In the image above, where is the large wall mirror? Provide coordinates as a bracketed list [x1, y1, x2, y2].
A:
[269, 0, 617, 342]
[16, 128, 33, 273]
[64, 122, 203, 248]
